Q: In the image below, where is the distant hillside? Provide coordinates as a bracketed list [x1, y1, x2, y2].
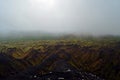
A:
[0, 31, 120, 41]
[0, 31, 61, 41]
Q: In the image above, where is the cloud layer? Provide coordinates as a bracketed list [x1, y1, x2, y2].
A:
[0, 0, 120, 35]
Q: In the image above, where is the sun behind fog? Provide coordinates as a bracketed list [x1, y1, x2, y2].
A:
[30, 0, 56, 10]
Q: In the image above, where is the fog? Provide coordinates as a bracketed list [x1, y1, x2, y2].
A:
[0, 0, 120, 36]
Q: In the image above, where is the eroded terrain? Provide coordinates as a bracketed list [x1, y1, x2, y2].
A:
[0, 39, 120, 80]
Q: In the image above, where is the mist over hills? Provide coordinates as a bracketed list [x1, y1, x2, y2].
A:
[0, 31, 61, 40]
[0, 30, 120, 41]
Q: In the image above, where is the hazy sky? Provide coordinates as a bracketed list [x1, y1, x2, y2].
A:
[0, 0, 120, 35]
